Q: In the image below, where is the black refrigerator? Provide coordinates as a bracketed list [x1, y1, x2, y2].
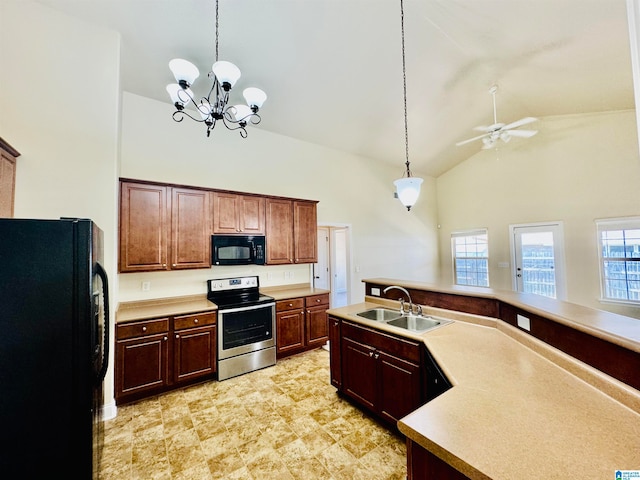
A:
[0, 218, 110, 479]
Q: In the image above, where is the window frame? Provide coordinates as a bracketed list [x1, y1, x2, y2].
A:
[451, 228, 490, 287]
[596, 216, 640, 306]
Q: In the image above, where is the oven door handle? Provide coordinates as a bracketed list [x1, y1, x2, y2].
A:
[217, 302, 275, 315]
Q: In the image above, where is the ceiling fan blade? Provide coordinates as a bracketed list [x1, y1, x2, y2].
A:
[473, 122, 504, 132]
[502, 117, 537, 130]
[506, 129, 538, 138]
[456, 133, 489, 146]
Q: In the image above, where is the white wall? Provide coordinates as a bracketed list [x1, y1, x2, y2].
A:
[119, 92, 440, 303]
[0, 1, 121, 413]
[437, 110, 640, 318]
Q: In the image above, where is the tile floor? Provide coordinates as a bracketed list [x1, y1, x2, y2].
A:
[100, 348, 407, 479]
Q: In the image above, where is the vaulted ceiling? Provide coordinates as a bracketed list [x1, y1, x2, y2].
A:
[38, 0, 635, 177]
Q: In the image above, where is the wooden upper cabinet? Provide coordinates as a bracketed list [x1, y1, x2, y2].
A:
[171, 188, 211, 269]
[212, 192, 265, 235]
[0, 138, 20, 218]
[120, 182, 169, 272]
[120, 181, 211, 272]
[294, 200, 318, 263]
[266, 198, 294, 264]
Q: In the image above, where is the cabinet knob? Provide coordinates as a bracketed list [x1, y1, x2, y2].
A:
[316, 299, 321, 303]
[142, 326, 147, 332]
[288, 303, 293, 307]
[163, 336, 167, 341]
[374, 353, 379, 359]
[172, 264, 176, 267]
[176, 334, 180, 339]
[194, 318, 199, 323]
[162, 264, 167, 267]
[333, 320, 339, 326]
[369, 351, 374, 357]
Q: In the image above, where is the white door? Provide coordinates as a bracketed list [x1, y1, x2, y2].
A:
[511, 223, 566, 299]
[314, 227, 330, 290]
[313, 225, 350, 308]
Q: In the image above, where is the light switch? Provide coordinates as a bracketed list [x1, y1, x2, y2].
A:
[371, 287, 381, 296]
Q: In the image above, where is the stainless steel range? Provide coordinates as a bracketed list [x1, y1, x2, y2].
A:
[207, 276, 276, 380]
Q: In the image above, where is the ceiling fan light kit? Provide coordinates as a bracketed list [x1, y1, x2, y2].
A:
[393, 0, 423, 211]
[166, 0, 267, 138]
[456, 85, 538, 150]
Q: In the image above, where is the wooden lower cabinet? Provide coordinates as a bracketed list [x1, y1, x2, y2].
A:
[116, 311, 217, 404]
[407, 439, 471, 480]
[276, 293, 329, 358]
[338, 320, 425, 426]
[173, 312, 216, 383]
[329, 316, 342, 388]
[116, 318, 170, 402]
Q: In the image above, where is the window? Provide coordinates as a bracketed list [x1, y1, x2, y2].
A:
[452, 230, 489, 287]
[597, 217, 640, 304]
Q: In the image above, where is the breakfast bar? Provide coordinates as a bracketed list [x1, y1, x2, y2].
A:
[327, 279, 640, 479]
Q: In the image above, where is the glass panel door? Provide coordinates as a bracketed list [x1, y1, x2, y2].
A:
[512, 223, 566, 299]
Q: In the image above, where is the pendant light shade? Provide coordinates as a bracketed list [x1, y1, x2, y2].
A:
[169, 59, 200, 87]
[212, 61, 241, 89]
[243, 87, 267, 111]
[394, 177, 423, 210]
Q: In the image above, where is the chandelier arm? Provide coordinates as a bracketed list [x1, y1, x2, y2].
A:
[220, 115, 249, 137]
[172, 110, 207, 123]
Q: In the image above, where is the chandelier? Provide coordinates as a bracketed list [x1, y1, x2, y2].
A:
[393, 0, 423, 211]
[165, 0, 266, 138]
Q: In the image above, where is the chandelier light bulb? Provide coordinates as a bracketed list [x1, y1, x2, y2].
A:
[212, 61, 241, 90]
[169, 59, 200, 88]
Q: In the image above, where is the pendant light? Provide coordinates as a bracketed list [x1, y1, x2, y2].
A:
[394, 0, 423, 211]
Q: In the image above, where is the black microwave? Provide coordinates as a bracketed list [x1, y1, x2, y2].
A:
[211, 235, 266, 266]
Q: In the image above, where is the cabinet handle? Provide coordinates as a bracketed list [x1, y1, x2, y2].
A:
[142, 326, 147, 332]
[369, 351, 374, 357]
[374, 353, 380, 359]
[333, 320, 339, 326]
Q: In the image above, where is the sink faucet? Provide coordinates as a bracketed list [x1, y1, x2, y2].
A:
[383, 285, 413, 315]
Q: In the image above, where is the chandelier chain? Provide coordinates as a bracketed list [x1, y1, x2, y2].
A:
[215, 0, 219, 61]
[400, 0, 410, 176]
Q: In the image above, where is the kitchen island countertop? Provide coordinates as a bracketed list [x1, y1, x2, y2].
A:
[327, 300, 640, 480]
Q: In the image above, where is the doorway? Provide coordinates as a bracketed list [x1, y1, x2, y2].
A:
[314, 225, 350, 308]
[510, 222, 566, 299]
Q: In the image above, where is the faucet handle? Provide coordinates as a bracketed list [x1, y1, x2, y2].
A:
[399, 298, 405, 314]
[416, 305, 423, 316]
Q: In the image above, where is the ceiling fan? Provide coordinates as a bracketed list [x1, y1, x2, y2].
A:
[456, 85, 538, 149]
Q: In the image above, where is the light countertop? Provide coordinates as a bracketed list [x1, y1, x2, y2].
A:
[327, 299, 640, 479]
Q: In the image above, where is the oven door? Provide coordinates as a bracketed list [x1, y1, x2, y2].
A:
[217, 302, 275, 360]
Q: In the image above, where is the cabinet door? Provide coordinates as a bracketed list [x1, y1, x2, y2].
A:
[266, 198, 294, 264]
[378, 350, 421, 424]
[171, 187, 211, 269]
[293, 200, 317, 263]
[116, 333, 169, 399]
[342, 337, 377, 411]
[306, 305, 329, 348]
[276, 309, 305, 356]
[174, 325, 216, 383]
[329, 317, 342, 389]
[212, 192, 240, 234]
[239, 195, 265, 234]
[120, 182, 169, 272]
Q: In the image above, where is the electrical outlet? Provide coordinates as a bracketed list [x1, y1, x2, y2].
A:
[371, 287, 381, 296]
[267, 272, 274, 281]
[517, 314, 530, 331]
[141, 281, 151, 291]
[289, 271, 294, 280]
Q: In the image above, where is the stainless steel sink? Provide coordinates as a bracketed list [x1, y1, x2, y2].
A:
[386, 315, 452, 333]
[356, 308, 401, 322]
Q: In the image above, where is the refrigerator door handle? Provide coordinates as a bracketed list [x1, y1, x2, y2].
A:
[95, 262, 110, 384]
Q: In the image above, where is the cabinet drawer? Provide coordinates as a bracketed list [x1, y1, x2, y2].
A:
[342, 320, 421, 363]
[305, 294, 329, 308]
[174, 311, 216, 330]
[276, 298, 304, 312]
[117, 318, 169, 340]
